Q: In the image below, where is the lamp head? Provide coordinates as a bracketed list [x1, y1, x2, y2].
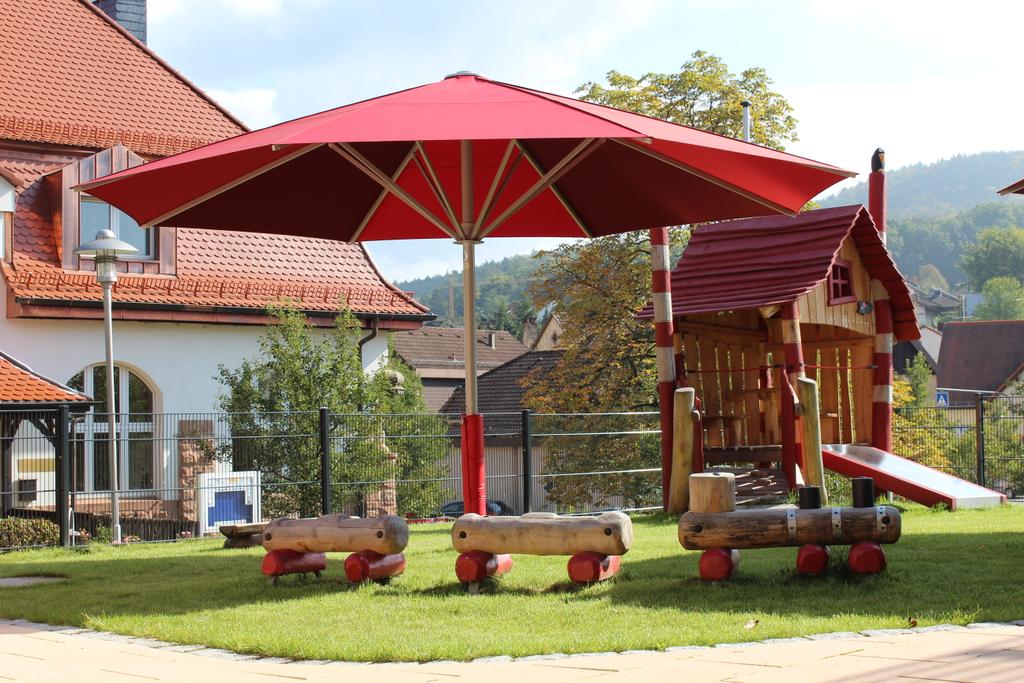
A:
[74, 229, 139, 284]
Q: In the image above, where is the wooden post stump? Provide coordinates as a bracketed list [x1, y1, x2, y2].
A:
[668, 388, 696, 513]
[689, 472, 736, 513]
[797, 378, 828, 504]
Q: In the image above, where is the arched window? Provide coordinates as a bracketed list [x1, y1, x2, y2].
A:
[67, 366, 155, 491]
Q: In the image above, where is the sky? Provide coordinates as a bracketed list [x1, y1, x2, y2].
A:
[147, 0, 1024, 282]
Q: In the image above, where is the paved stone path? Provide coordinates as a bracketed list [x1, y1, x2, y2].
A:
[2, 619, 1022, 682]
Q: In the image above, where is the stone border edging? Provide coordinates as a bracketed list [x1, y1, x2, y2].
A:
[2, 618, 1022, 666]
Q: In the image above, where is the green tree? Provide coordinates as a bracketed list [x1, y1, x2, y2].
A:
[973, 276, 1024, 321]
[960, 226, 1024, 291]
[521, 54, 803, 509]
[915, 264, 949, 292]
[214, 305, 446, 518]
[901, 353, 933, 408]
[577, 51, 799, 150]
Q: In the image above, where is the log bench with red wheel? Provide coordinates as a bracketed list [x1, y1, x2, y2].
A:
[260, 514, 409, 585]
[451, 511, 633, 592]
[678, 472, 900, 580]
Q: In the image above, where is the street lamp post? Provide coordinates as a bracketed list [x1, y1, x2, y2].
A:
[74, 229, 138, 545]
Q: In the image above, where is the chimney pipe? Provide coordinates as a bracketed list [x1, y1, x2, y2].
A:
[741, 101, 752, 143]
[488, 331, 496, 349]
[868, 148, 886, 243]
[94, 1, 147, 44]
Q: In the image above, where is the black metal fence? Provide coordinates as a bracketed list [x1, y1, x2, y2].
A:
[1, 407, 661, 551]
[894, 395, 1024, 500]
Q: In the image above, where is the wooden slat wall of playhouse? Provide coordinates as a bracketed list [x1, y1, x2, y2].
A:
[678, 328, 770, 449]
[799, 339, 874, 446]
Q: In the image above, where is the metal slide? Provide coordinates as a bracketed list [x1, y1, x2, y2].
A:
[822, 444, 1006, 510]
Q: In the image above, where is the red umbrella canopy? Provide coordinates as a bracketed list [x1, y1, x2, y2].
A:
[80, 72, 853, 241]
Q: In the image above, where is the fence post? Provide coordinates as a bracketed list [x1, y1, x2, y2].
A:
[975, 393, 986, 487]
[319, 407, 331, 515]
[521, 409, 533, 514]
[56, 406, 71, 548]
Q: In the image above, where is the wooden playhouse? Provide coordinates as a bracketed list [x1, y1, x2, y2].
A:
[656, 204, 919, 501]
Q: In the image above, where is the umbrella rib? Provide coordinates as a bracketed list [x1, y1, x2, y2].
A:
[479, 138, 604, 239]
[137, 143, 323, 228]
[611, 138, 799, 217]
[514, 140, 594, 239]
[471, 140, 517, 238]
[349, 146, 418, 243]
[329, 142, 458, 239]
[412, 142, 461, 232]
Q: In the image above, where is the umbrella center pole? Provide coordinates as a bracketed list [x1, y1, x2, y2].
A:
[459, 140, 487, 516]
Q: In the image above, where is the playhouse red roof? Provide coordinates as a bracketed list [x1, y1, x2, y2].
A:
[640, 205, 918, 341]
[0, 0, 244, 156]
[0, 350, 90, 404]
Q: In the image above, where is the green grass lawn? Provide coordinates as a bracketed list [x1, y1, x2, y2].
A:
[1, 505, 1021, 662]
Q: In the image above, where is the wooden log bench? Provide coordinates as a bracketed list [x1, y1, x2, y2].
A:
[678, 473, 899, 580]
[219, 522, 268, 549]
[451, 511, 633, 591]
[260, 514, 409, 585]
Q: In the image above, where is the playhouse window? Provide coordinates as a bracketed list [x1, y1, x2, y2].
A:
[828, 259, 856, 305]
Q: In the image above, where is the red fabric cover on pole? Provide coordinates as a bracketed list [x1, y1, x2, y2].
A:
[261, 549, 327, 577]
[343, 551, 406, 583]
[455, 550, 513, 583]
[461, 414, 486, 516]
[567, 552, 621, 584]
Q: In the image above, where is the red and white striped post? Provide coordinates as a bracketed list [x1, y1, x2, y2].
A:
[779, 302, 805, 488]
[650, 227, 676, 511]
[868, 148, 893, 452]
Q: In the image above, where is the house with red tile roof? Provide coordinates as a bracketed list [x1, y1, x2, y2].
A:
[0, 0, 430, 512]
[937, 321, 1024, 405]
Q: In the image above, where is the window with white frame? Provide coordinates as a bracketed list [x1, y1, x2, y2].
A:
[67, 366, 156, 492]
[79, 195, 152, 257]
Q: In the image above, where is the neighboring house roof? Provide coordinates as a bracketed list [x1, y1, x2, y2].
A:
[937, 320, 1024, 403]
[639, 205, 919, 341]
[531, 313, 564, 351]
[908, 283, 963, 313]
[441, 350, 563, 430]
[0, 0, 245, 156]
[0, 350, 90, 404]
[392, 328, 528, 374]
[916, 325, 943, 369]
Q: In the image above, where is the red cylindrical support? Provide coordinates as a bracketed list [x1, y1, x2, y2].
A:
[261, 549, 327, 577]
[796, 544, 831, 576]
[871, 294, 894, 453]
[848, 541, 887, 575]
[698, 548, 740, 581]
[455, 550, 513, 583]
[650, 227, 676, 511]
[567, 552, 622, 584]
[461, 413, 486, 516]
[344, 551, 406, 583]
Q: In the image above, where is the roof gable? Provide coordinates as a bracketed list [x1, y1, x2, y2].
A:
[440, 350, 562, 423]
[393, 328, 527, 372]
[0, 0, 245, 156]
[0, 350, 90, 404]
[642, 205, 918, 341]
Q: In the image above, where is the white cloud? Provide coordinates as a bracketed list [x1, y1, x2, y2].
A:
[206, 87, 281, 129]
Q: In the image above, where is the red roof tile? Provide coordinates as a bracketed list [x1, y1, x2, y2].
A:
[640, 205, 919, 341]
[1, 157, 430, 318]
[0, 0, 245, 156]
[0, 350, 89, 403]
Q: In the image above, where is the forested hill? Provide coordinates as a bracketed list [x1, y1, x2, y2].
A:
[396, 252, 544, 334]
[820, 151, 1024, 218]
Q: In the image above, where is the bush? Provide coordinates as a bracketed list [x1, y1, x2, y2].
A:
[0, 517, 60, 549]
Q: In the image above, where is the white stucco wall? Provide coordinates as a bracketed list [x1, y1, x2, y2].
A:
[0, 292, 390, 497]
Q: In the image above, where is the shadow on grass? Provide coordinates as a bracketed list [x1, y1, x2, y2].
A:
[1, 524, 1021, 628]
